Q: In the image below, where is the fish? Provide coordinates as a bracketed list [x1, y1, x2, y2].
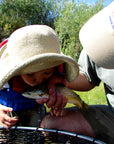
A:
[22, 84, 88, 112]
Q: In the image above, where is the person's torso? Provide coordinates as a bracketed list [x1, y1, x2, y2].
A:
[78, 49, 114, 114]
[95, 66, 114, 114]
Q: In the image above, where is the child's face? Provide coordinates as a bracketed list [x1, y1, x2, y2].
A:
[21, 67, 54, 87]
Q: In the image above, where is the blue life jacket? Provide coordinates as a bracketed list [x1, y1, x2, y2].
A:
[0, 88, 39, 111]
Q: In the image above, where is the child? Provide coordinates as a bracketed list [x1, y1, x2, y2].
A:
[0, 25, 79, 129]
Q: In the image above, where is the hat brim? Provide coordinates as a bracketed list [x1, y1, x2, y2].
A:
[0, 50, 79, 89]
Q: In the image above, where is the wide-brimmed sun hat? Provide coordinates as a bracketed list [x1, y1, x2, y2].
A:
[0, 25, 79, 89]
[79, 2, 114, 69]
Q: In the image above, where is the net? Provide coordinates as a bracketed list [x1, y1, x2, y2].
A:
[0, 126, 106, 144]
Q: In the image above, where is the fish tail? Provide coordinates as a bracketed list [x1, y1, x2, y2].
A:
[81, 102, 89, 113]
[73, 101, 88, 112]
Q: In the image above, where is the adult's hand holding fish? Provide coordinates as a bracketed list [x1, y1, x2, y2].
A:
[35, 91, 67, 116]
[47, 75, 68, 116]
[35, 76, 68, 116]
[46, 75, 89, 116]
[48, 75, 68, 95]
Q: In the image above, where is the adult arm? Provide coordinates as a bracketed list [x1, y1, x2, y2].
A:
[66, 73, 95, 91]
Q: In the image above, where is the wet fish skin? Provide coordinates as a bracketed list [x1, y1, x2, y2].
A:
[55, 85, 88, 111]
[22, 84, 88, 111]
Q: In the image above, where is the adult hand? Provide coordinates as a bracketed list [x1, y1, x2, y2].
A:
[47, 75, 68, 116]
[36, 91, 67, 116]
[36, 75, 68, 116]
[48, 75, 68, 95]
[0, 105, 18, 130]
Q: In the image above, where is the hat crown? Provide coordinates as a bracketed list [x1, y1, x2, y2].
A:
[7, 25, 60, 63]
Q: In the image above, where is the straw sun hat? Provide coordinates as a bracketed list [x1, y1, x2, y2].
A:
[0, 25, 79, 89]
[79, 2, 114, 69]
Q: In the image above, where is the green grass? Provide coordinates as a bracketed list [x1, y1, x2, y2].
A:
[46, 82, 107, 112]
